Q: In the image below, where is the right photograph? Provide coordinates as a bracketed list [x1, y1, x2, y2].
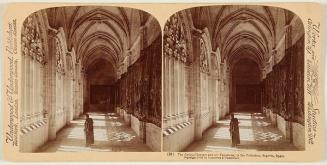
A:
[162, 5, 305, 152]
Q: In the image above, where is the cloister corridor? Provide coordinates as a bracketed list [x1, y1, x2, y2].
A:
[184, 113, 298, 152]
[19, 6, 162, 152]
[37, 113, 151, 152]
[162, 5, 305, 152]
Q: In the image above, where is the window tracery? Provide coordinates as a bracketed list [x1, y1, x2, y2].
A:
[163, 13, 188, 63]
[200, 38, 209, 73]
[21, 15, 45, 64]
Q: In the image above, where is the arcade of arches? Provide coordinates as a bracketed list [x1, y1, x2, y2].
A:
[20, 6, 162, 152]
[162, 6, 305, 151]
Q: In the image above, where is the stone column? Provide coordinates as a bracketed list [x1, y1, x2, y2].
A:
[83, 72, 88, 114]
[45, 29, 58, 140]
[65, 72, 71, 125]
[168, 56, 173, 127]
[29, 56, 34, 124]
[190, 31, 202, 140]
[162, 54, 167, 128]
[80, 70, 85, 116]
[226, 67, 231, 116]
[176, 61, 180, 124]
[73, 62, 81, 119]
[182, 65, 187, 123]
[73, 64, 78, 119]
[25, 56, 31, 126]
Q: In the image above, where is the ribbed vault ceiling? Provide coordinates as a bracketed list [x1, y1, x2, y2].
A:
[189, 5, 294, 70]
[46, 6, 151, 71]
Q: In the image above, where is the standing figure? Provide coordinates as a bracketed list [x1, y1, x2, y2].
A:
[229, 113, 240, 147]
[84, 114, 94, 146]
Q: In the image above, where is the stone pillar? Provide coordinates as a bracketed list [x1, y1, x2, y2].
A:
[218, 63, 223, 119]
[226, 67, 231, 116]
[182, 65, 187, 123]
[73, 64, 78, 119]
[168, 56, 173, 126]
[80, 70, 85, 116]
[190, 31, 202, 140]
[177, 61, 183, 124]
[73, 62, 82, 119]
[83, 72, 88, 114]
[45, 29, 58, 140]
[162, 55, 167, 129]
[30, 57, 34, 124]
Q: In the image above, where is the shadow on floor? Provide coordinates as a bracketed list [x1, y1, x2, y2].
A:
[184, 112, 299, 151]
[37, 112, 151, 152]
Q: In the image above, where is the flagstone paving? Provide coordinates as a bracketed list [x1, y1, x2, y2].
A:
[37, 113, 151, 152]
[185, 112, 300, 151]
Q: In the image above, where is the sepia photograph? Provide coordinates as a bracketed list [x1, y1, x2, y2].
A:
[162, 5, 305, 152]
[19, 6, 162, 152]
[1, 2, 324, 162]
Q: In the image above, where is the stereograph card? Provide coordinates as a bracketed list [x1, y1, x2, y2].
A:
[1, 2, 325, 162]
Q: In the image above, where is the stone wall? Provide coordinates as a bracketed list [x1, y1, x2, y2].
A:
[163, 119, 195, 152]
[20, 121, 48, 152]
[200, 110, 213, 134]
[131, 115, 141, 136]
[261, 29, 304, 149]
[146, 123, 161, 152]
[118, 109, 161, 151]
[292, 122, 305, 150]
[115, 36, 162, 128]
[277, 114, 287, 137]
[264, 108, 305, 150]
[231, 58, 261, 113]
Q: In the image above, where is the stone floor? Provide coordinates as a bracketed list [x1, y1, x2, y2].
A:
[185, 112, 299, 151]
[37, 112, 151, 152]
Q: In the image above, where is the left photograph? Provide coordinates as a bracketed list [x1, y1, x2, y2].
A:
[20, 6, 162, 152]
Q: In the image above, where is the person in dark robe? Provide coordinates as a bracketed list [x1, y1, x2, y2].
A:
[84, 114, 94, 146]
[229, 113, 240, 147]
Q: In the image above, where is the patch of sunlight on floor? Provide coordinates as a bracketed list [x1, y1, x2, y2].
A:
[66, 127, 109, 142]
[185, 112, 299, 152]
[239, 128, 255, 141]
[90, 115, 105, 120]
[213, 127, 230, 139]
[238, 120, 252, 127]
[38, 112, 151, 152]
[234, 114, 251, 120]
[94, 128, 109, 141]
[70, 120, 85, 124]
[253, 115, 265, 119]
[109, 121, 123, 127]
[93, 120, 106, 127]
[255, 121, 270, 127]
[109, 132, 136, 142]
[216, 120, 230, 125]
[67, 128, 85, 139]
[71, 123, 86, 127]
[107, 116, 119, 120]
[255, 131, 283, 142]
